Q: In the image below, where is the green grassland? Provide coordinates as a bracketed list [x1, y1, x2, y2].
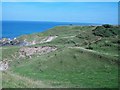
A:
[2, 25, 119, 88]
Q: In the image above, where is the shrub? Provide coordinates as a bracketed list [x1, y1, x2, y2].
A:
[93, 25, 119, 37]
[102, 24, 112, 28]
[85, 45, 93, 50]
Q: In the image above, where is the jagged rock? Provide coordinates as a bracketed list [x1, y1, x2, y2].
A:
[0, 60, 9, 71]
[19, 46, 57, 58]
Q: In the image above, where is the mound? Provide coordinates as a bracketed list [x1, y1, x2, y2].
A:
[93, 24, 119, 37]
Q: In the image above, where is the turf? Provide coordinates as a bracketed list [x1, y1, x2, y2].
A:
[2, 25, 119, 88]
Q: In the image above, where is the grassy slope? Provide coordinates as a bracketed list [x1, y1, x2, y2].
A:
[2, 25, 119, 88]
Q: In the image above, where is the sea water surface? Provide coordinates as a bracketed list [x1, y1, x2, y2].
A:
[2, 21, 98, 39]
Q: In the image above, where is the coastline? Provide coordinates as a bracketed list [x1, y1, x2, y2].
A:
[2, 21, 101, 39]
[1, 24, 119, 88]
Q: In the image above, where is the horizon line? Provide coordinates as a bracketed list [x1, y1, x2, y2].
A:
[1, 20, 103, 24]
[1, 0, 120, 2]
[2, 20, 117, 25]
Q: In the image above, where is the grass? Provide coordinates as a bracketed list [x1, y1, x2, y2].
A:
[2, 25, 119, 88]
[11, 48, 118, 88]
[2, 46, 20, 60]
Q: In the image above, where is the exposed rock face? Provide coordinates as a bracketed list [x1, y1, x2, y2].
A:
[0, 38, 21, 46]
[0, 35, 58, 46]
[0, 38, 35, 46]
[19, 46, 57, 58]
[0, 60, 9, 71]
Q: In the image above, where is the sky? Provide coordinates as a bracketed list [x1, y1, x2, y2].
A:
[1, 0, 120, 2]
[2, 2, 118, 24]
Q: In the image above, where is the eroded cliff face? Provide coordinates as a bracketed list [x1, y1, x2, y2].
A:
[0, 60, 9, 71]
[19, 46, 57, 58]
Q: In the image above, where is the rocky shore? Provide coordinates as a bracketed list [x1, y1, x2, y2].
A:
[0, 36, 58, 71]
[0, 38, 35, 46]
[0, 35, 58, 47]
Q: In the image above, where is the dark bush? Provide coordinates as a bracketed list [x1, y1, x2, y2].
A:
[112, 39, 120, 44]
[93, 25, 119, 37]
[102, 24, 112, 28]
[86, 46, 93, 50]
[60, 60, 63, 64]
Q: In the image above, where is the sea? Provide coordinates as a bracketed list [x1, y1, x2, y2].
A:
[2, 21, 99, 39]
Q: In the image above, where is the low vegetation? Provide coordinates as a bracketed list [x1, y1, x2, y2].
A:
[93, 24, 119, 37]
[1, 25, 119, 88]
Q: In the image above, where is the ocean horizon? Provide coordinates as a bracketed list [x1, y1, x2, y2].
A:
[2, 21, 100, 39]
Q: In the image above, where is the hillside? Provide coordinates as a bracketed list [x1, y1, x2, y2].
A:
[1, 25, 119, 88]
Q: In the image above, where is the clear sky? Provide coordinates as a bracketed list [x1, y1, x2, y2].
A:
[1, 0, 120, 2]
[2, 2, 118, 24]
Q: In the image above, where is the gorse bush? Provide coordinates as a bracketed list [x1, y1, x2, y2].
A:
[102, 24, 113, 28]
[93, 25, 119, 37]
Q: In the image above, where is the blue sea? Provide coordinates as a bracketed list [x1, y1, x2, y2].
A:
[2, 21, 98, 39]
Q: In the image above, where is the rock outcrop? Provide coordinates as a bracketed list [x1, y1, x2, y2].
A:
[19, 46, 57, 58]
[0, 60, 9, 71]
